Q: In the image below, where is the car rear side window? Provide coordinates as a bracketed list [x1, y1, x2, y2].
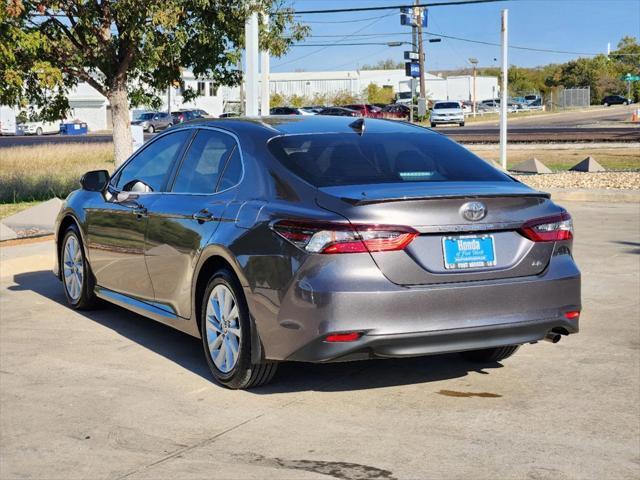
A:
[172, 129, 236, 194]
[216, 146, 243, 192]
[268, 132, 511, 187]
[115, 129, 191, 192]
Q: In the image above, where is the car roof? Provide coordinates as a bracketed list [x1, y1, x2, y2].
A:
[177, 115, 432, 137]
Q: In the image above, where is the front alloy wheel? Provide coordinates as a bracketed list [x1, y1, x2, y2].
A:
[201, 270, 277, 389]
[61, 226, 96, 309]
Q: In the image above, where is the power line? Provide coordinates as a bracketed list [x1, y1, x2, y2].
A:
[301, 12, 398, 24]
[291, 0, 508, 15]
[286, 31, 608, 56]
[273, 13, 389, 69]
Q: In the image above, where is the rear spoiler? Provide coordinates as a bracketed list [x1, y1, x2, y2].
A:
[340, 191, 551, 206]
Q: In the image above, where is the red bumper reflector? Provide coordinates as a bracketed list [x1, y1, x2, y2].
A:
[564, 310, 580, 320]
[325, 332, 362, 343]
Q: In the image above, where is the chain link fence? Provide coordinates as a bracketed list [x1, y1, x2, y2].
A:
[554, 87, 591, 108]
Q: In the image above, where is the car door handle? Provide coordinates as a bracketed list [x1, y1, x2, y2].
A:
[133, 205, 147, 218]
[192, 209, 216, 223]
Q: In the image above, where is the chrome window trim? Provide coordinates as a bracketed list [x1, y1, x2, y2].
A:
[108, 125, 245, 198]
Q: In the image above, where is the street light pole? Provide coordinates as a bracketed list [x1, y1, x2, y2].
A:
[499, 9, 508, 170]
[469, 57, 478, 117]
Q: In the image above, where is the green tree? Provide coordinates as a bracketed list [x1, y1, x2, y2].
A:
[364, 83, 394, 104]
[1, 1, 308, 166]
[270, 92, 286, 108]
[329, 90, 358, 106]
[361, 58, 404, 70]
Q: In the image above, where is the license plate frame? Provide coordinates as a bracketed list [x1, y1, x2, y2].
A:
[442, 234, 497, 270]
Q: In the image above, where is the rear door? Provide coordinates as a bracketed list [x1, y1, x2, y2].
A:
[144, 128, 242, 318]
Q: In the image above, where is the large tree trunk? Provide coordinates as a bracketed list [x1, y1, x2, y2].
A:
[107, 88, 133, 168]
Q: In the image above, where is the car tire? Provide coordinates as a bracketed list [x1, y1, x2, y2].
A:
[200, 269, 277, 389]
[147, 125, 154, 133]
[624, 101, 629, 105]
[459, 345, 519, 363]
[61, 225, 97, 310]
[36, 127, 43, 136]
[603, 102, 609, 107]
[459, 122, 465, 127]
[430, 122, 436, 128]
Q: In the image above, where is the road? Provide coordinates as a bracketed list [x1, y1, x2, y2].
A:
[1, 201, 638, 479]
[1, 105, 637, 147]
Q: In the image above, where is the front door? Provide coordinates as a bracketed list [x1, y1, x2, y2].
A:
[86, 129, 193, 300]
[145, 128, 242, 318]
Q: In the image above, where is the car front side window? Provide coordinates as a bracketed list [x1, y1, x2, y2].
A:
[114, 130, 191, 192]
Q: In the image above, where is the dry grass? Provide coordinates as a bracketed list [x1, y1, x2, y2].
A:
[0, 143, 114, 203]
[468, 147, 640, 172]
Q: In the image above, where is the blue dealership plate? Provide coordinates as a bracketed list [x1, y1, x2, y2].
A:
[442, 235, 496, 270]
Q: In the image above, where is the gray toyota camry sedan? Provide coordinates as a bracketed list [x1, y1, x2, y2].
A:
[54, 116, 581, 389]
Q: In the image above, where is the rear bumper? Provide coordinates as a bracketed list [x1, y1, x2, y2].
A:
[286, 317, 578, 362]
[250, 252, 580, 362]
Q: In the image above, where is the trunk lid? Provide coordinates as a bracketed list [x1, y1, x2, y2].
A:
[316, 181, 560, 285]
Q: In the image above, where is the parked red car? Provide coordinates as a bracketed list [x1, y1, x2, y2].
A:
[341, 104, 382, 118]
[380, 104, 411, 120]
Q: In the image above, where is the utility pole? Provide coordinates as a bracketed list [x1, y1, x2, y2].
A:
[499, 9, 508, 170]
[244, 11, 260, 116]
[167, 87, 171, 114]
[410, 1, 418, 123]
[417, 5, 427, 117]
[260, 14, 270, 116]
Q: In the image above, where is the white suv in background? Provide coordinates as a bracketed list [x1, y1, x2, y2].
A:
[430, 101, 465, 128]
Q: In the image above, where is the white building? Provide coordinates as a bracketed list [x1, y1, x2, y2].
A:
[5, 68, 498, 132]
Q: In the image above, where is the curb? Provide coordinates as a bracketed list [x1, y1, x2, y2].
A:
[545, 188, 640, 203]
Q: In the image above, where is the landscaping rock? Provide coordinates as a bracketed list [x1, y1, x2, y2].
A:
[510, 157, 553, 174]
[513, 171, 640, 190]
[2, 198, 63, 233]
[569, 156, 606, 172]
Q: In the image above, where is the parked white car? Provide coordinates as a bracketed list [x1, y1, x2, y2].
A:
[0, 106, 17, 135]
[430, 101, 465, 127]
[20, 120, 60, 135]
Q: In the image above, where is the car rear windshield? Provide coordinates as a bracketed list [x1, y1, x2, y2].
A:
[268, 132, 511, 187]
[433, 102, 460, 109]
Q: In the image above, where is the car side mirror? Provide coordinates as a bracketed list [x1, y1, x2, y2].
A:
[80, 170, 110, 191]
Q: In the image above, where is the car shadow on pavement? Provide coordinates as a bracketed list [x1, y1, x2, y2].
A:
[612, 241, 640, 255]
[9, 270, 504, 393]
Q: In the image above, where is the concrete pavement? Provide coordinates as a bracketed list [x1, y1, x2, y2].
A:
[0, 201, 638, 479]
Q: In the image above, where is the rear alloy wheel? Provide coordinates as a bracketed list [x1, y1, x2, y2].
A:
[201, 269, 277, 389]
[148, 125, 154, 133]
[61, 226, 96, 309]
[459, 122, 465, 127]
[459, 345, 520, 363]
[36, 127, 43, 136]
[430, 122, 436, 128]
[604, 102, 609, 107]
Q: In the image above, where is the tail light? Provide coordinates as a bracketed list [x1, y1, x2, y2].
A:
[272, 220, 418, 254]
[325, 332, 362, 342]
[520, 212, 573, 242]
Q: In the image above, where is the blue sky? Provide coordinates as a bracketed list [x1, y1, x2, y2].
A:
[271, 0, 640, 72]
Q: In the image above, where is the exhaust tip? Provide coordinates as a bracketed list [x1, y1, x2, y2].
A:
[544, 331, 562, 343]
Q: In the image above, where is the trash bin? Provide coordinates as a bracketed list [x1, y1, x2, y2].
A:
[60, 122, 88, 135]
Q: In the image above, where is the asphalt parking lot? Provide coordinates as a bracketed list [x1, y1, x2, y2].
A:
[1, 201, 638, 480]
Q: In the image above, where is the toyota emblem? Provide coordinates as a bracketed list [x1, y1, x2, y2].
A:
[460, 201, 487, 221]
